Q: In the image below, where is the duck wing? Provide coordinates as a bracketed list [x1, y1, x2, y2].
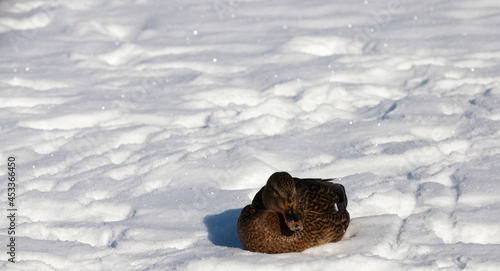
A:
[293, 178, 348, 213]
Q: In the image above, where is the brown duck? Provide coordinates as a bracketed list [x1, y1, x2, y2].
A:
[237, 172, 350, 253]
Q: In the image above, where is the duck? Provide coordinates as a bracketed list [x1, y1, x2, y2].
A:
[237, 172, 350, 254]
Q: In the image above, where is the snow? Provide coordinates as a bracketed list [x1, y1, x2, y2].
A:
[1, 0, 500, 270]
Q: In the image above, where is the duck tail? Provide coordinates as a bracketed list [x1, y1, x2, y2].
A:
[331, 183, 348, 212]
[337, 201, 347, 212]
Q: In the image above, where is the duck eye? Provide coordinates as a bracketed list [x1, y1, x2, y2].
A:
[270, 187, 279, 197]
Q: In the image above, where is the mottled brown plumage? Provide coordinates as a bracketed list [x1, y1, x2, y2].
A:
[237, 172, 350, 254]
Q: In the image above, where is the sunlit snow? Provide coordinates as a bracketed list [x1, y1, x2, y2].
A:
[1, 0, 500, 270]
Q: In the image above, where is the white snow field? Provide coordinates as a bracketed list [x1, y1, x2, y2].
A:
[1, 0, 500, 270]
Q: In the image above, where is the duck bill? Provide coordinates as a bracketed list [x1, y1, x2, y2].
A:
[283, 200, 303, 232]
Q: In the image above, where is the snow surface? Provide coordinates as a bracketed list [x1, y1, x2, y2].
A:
[1, 0, 500, 270]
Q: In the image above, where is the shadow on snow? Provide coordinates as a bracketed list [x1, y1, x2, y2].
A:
[204, 208, 243, 249]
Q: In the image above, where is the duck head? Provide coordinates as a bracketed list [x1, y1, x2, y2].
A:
[262, 172, 304, 232]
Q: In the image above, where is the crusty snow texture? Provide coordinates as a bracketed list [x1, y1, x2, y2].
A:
[1, 0, 500, 270]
